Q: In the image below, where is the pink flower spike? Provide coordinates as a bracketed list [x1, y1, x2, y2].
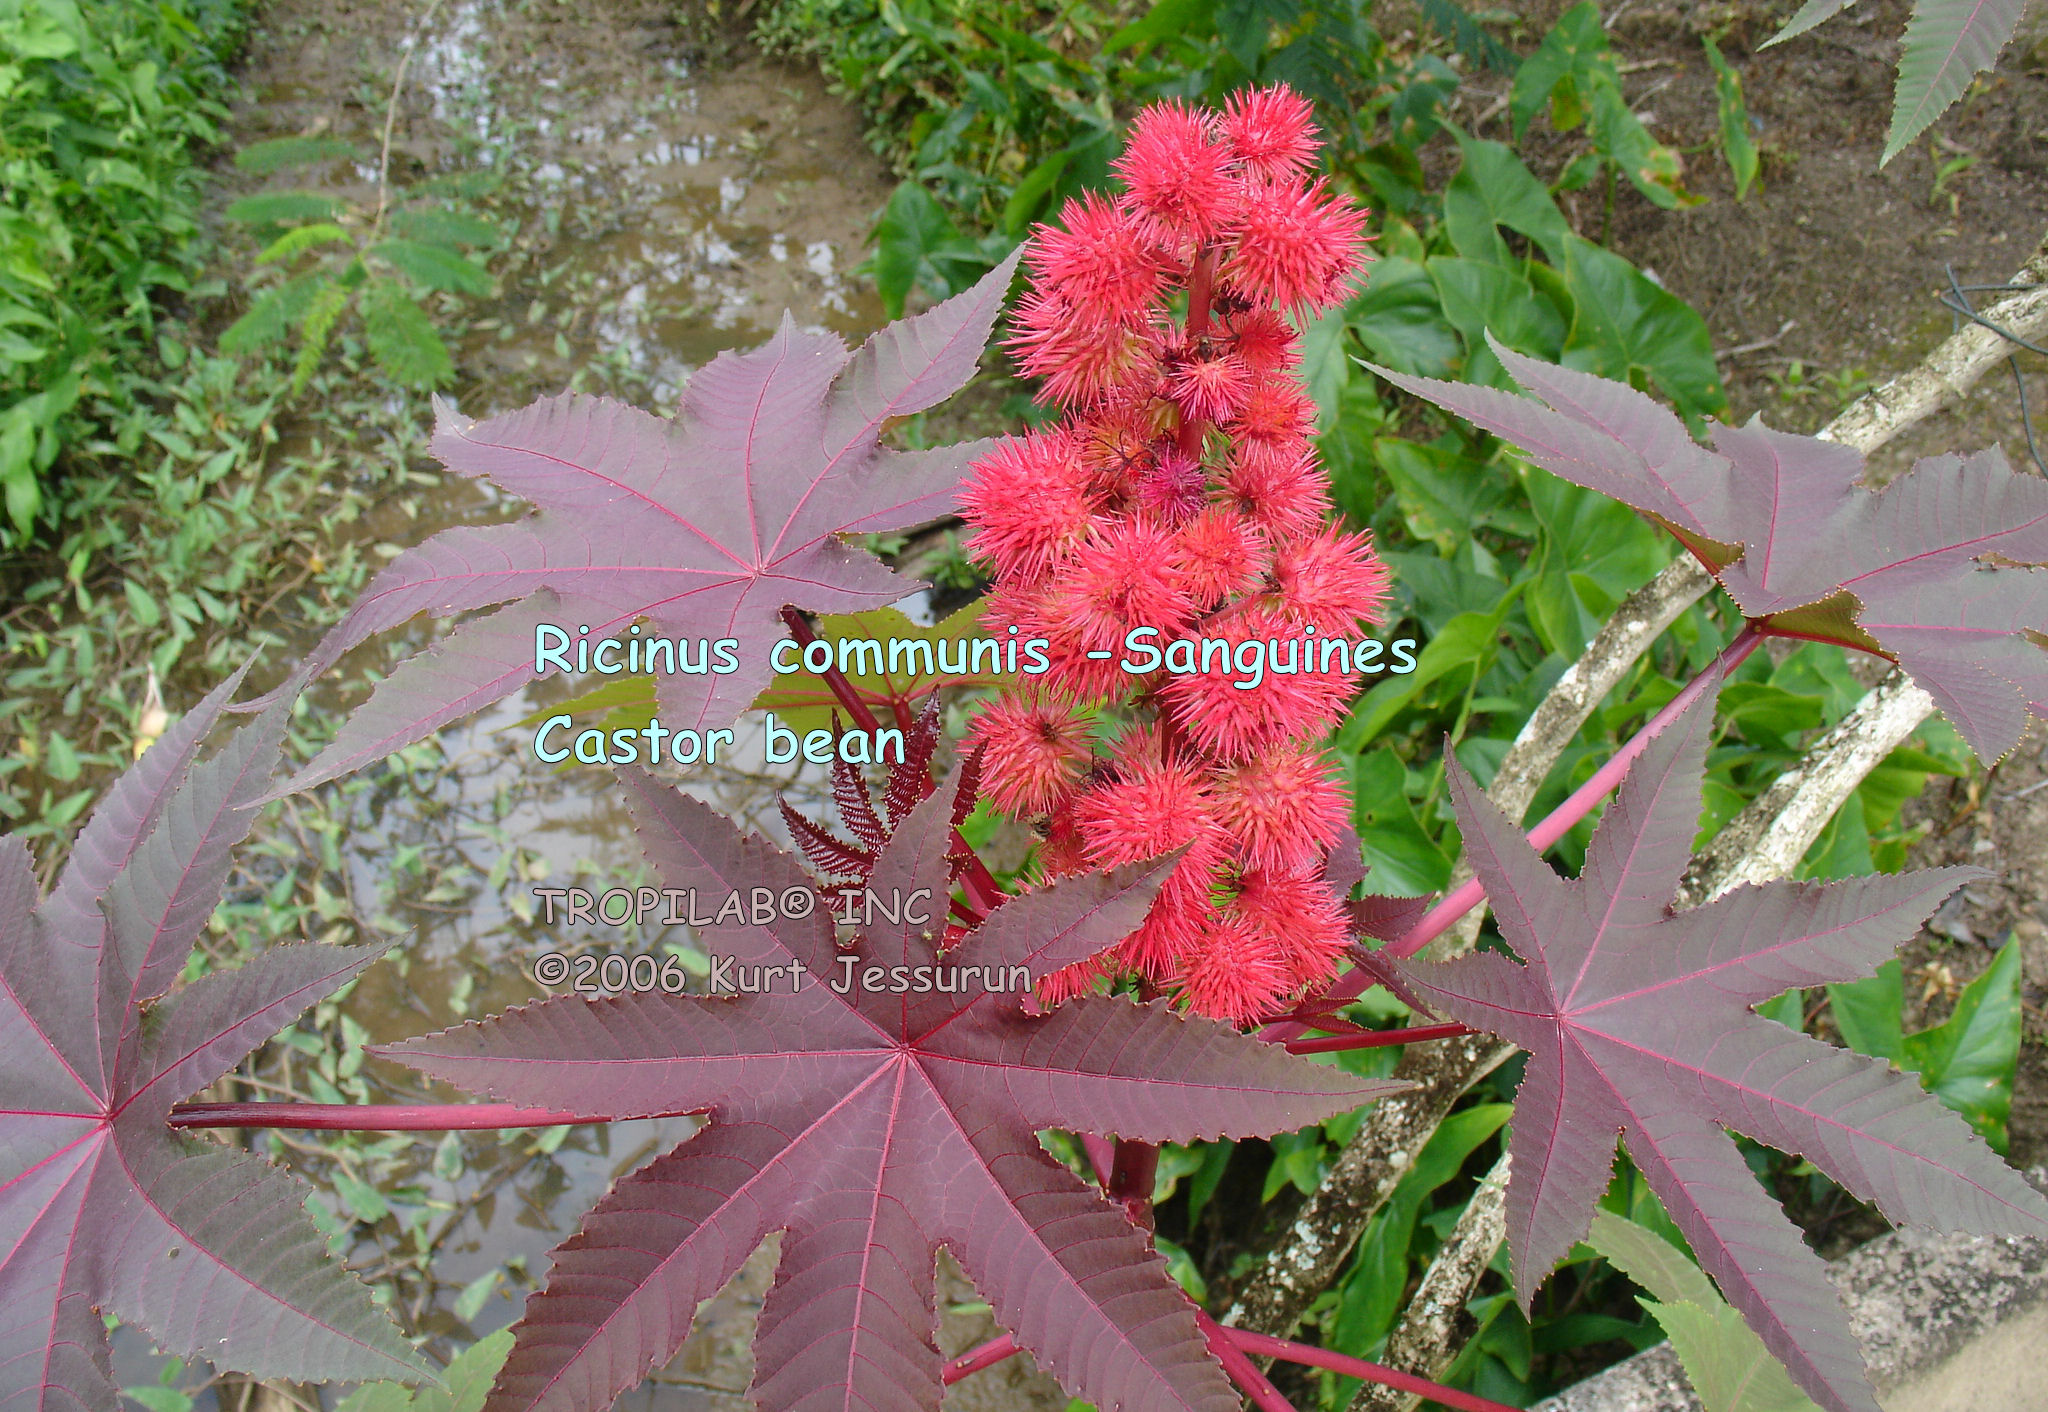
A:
[1036, 954, 1112, 1007]
[1225, 440, 1331, 544]
[1225, 307, 1302, 375]
[1233, 867, 1351, 990]
[1232, 377, 1318, 445]
[1113, 100, 1240, 244]
[969, 692, 1096, 817]
[1041, 518, 1194, 657]
[1114, 867, 1214, 981]
[1179, 913, 1291, 1025]
[1265, 524, 1393, 632]
[1007, 291, 1157, 408]
[1220, 177, 1371, 316]
[1222, 84, 1320, 180]
[1037, 633, 1142, 704]
[1075, 754, 1215, 868]
[981, 578, 1051, 636]
[1073, 407, 1165, 509]
[1136, 443, 1209, 525]
[1173, 505, 1270, 608]
[1159, 609, 1356, 759]
[1034, 801, 1090, 881]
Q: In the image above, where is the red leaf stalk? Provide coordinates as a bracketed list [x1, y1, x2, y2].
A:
[779, 606, 885, 736]
[1224, 1326, 1523, 1412]
[1080, 1132, 1118, 1185]
[1197, 1312, 1296, 1412]
[941, 1334, 1020, 1385]
[1283, 1021, 1473, 1054]
[165, 1101, 666, 1131]
[1107, 1137, 1161, 1228]
[952, 832, 1005, 918]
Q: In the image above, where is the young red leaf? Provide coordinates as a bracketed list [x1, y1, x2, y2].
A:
[383, 767, 1400, 1412]
[1391, 688, 2048, 1412]
[0, 691, 424, 1412]
[273, 253, 1022, 796]
[1366, 336, 2048, 761]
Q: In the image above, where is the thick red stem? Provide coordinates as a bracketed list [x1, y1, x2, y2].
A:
[1284, 1022, 1473, 1055]
[1081, 1133, 1117, 1186]
[1261, 624, 1763, 1044]
[1185, 246, 1217, 343]
[780, 606, 884, 736]
[1223, 1328, 1522, 1412]
[954, 836, 1005, 916]
[937, 1307, 1519, 1411]
[1176, 247, 1219, 460]
[1106, 1137, 1159, 1229]
[941, 1335, 1020, 1385]
[165, 1102, 660, 1131]
[1197, 1313, 1296, 1412]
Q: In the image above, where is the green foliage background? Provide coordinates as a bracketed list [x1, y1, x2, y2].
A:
[0, 0, 245, 541]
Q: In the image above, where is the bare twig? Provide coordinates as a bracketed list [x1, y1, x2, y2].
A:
[1715, 319, 1797, 362]
[1940, 265, 2048, 476]
[1676, 671, 1936, 907]
[1346, 1153, 1511, 1412]
[1822, 241, 2048, 474]
[1223, 1030, 1514, 1336]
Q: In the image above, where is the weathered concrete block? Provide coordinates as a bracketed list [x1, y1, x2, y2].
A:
[1533, 1169, 2048, 1412]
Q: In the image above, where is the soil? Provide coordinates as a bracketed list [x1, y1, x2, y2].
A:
[221, 0, 894, 418]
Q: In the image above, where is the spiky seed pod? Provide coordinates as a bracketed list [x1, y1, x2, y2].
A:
[968, 693, 1095, 817]
[1221, 83, 1320, 181]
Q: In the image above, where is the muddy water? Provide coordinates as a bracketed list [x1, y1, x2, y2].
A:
[137, 0, 965, 1395]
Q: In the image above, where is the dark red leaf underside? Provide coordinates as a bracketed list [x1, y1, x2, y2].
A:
[1, 690, 421, 1412]
[1393, 688, 2048, 1412]
[384, 768, 1403, 1412]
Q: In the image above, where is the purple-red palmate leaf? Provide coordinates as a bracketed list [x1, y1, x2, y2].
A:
[382, 766, 1401, 1412]
[1391, 686, 2048, 1412]
[1367, 335, 2048, 761]
[0, 677, 425, 1412]
[273, 252, 1022, 796]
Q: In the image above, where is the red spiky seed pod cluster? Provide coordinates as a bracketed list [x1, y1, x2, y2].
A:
[962, 85, 1389, 1026]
